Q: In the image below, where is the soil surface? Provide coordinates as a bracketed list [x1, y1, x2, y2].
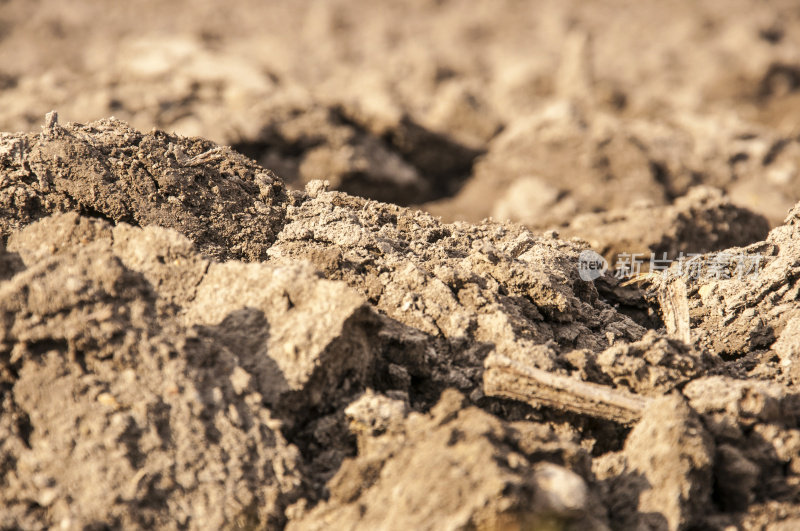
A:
[2, 1, 800, 530]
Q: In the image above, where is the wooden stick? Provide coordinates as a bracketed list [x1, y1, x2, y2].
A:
[483, 354, 650, 424]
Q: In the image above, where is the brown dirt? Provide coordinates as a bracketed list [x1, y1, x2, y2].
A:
[2, 1, 800, 530]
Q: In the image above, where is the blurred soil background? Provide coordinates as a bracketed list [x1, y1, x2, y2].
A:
[2, 0, 800, 228]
